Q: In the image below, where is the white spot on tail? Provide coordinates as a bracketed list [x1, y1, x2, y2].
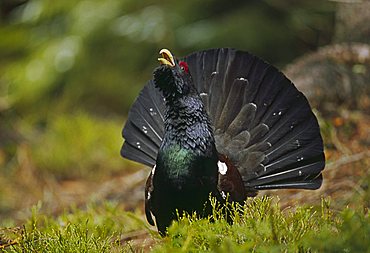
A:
[147, 192, 151, 200]
[218, 161, 228, 175]
[149, 108, 157, 116]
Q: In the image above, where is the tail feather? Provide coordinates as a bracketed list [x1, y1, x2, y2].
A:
[208, 71, 226, 126]
[248, 123, 270, 146]
[218, 79, 246, 131]
[248, 157, 324, 188]
[183, 48, 325, 190]
[121, 80, 165, 167]
[123, 122, 158, 158]
[265, 117, 321, 163]
[251, 72, 289, 127]
[263, 137, 323, 176]
[121, 142, 155, 167]
[254, 174, 323, 190]
[226, 103, 257, 136]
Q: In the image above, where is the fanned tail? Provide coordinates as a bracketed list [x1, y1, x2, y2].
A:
[183, 48, 325, 191]
[121, 80, 165, 167]
[121, 48, 325, 192]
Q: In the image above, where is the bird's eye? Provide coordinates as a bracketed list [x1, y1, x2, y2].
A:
[179, 61, 189, 73]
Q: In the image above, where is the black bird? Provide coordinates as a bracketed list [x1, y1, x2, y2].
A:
[121, 48, 325, 234]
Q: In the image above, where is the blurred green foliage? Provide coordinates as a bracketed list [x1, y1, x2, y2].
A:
[31, 112, 125, 180]
[0, 0, 335, 115]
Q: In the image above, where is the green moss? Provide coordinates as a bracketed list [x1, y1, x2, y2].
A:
[153, 197, 368, 253]
[4, 202, 149, 253]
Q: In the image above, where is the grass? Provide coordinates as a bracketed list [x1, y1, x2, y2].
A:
[154, 197, 369, 252]
[1, 197, 369, 252]
[1, 202, 152, 252]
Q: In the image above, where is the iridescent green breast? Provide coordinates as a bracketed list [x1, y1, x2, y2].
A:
[156, 144, 196, 183]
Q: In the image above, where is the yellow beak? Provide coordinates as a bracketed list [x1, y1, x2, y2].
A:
[158, 49, 175, 67]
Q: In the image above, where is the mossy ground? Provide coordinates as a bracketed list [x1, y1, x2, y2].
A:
[1, 196, 369, 252]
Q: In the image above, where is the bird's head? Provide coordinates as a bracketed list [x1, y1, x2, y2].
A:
[153, 49, 193, 100]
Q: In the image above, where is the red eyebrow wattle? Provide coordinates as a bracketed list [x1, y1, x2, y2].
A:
[179, 61, 189, 73]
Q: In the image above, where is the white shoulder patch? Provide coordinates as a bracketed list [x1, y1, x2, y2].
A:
[152, 165, 156, 175]
[217, 161, 228, 175]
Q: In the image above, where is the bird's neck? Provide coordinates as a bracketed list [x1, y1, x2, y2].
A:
[163, 95, 215, 155]
[156, 94, 218, 190]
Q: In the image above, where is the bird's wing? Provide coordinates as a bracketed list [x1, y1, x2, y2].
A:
[183, 48, 325, 191]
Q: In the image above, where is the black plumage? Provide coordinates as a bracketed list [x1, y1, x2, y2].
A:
[121, 48, 325, 234]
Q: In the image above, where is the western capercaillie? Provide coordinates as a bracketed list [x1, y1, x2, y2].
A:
[121, 48, 325, 234]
